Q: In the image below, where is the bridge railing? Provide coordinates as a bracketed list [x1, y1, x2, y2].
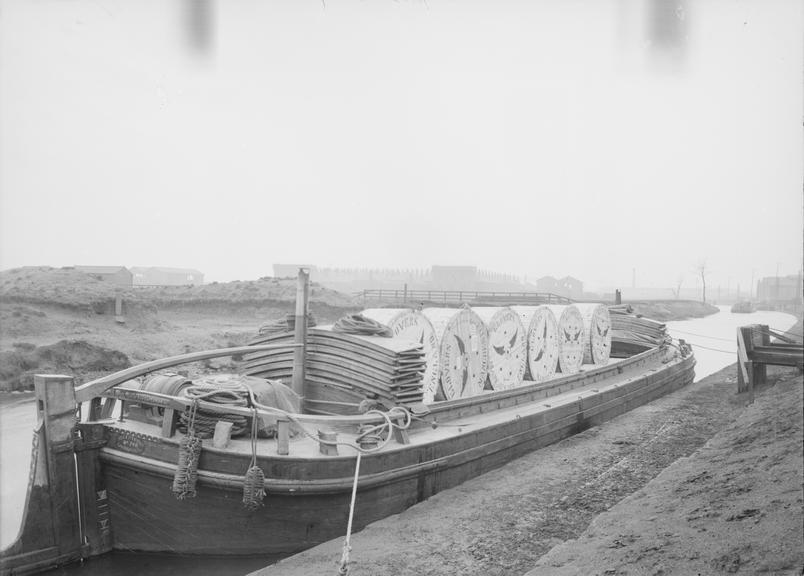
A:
[358, 288, 573, 306]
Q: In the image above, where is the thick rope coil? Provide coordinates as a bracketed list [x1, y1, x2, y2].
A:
[172, 400, 202, 500]
[179, 385, 249, 438]
[332, 314, 393, 337]
[243, 408, 266, 510]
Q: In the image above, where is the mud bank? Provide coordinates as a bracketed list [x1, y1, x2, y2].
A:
[530, 368, 803, 575]
[626, 300, 719, 321]
[251, 362, 796, 576]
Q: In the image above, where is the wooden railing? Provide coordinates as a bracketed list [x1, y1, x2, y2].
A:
[359, 288, 572, 306]
[736, 323, 804, 402]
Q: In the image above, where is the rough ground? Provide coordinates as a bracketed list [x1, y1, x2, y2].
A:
[0, 267, 721, 391]
[529, 370, 804, 576]
[253, 364, 803, 576]
[0, 266, 361, 390]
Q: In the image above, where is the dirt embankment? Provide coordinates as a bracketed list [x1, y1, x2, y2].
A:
[0, 267, 361, 391]
[253, 363, 802, 576]
[530, 368, 803, 576]
[625, 300, 720, 322]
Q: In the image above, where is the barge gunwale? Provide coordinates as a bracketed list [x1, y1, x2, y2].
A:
[96, 348, 693, 497]
[95, 351, 695, 555]
[96, 344, 666, 432]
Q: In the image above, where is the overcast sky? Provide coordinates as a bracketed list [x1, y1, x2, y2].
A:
[1, 0, 801, 292]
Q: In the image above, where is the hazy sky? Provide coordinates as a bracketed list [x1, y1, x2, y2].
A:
[1, 0, 801, 291]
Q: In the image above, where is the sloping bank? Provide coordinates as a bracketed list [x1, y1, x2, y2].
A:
[249, 363, 792, 576]
[528, 368, 803, 575]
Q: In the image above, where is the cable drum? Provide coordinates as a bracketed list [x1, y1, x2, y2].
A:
[472, 307, 527, 391]
[511, 305, 559, 382]
[361, 308, 441, 404]
[545, 305, 585, 374]
[575, 303, 612, 365]
[422, 307, 489, 401]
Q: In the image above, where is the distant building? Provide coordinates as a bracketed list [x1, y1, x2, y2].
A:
[535, 276, 560, 293]
[559, 276, 584, 300]
[535, 275, 584, 299]
[75, 265, 133, 287]
[757, 274, 802, 302]
[131, 267, 204, 286]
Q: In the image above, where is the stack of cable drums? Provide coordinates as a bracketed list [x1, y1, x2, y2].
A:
[472, 307, 527, 390]
[575, 303, 612, 365]
[511, 305, 559, 382]
[422, 307, 489, 400]
[545, 304, 585, 374]
[361, 308, 441, 404]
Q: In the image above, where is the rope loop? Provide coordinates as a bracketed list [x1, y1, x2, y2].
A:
[243, 407, 266, 510]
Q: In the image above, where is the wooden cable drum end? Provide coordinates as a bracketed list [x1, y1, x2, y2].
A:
[575, 303, 612, 365]
[472, 307, 527, 390]
[422, 307, 489, 401]
[511, 305, 559, 382]
[362, 308, 441, 404]
[544, 305, 585, 374]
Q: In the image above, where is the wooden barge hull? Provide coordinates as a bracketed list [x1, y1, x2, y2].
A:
[98, 349, 695, 556]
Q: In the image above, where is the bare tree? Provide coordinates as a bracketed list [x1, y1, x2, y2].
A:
[694, 261, 709, 303]
[671, 274, 684, 299]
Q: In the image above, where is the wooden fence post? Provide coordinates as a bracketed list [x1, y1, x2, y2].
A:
[36, 375, 83, 558]
[291, 268, 310, 402]
[736, 326, 751, 394]
[0, 375, 89, 574]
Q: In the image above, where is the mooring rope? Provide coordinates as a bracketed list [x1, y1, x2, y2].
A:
[667, 328, 734, 342]
[239, 383, 411, 454]
[687, 342, 735, 354]
[338, 451, 362, 576]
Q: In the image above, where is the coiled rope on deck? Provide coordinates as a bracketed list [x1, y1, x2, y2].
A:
[171, 381, 414, 507]
[179, 385, 249, 438]
[238, 383, 412, 455]
[332, 314, 393, 338]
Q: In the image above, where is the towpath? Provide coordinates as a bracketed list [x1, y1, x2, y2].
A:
[250, 363, 801, 576]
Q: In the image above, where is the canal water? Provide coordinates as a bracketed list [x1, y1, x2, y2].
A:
[0, 306, 796, 574]
[666, 305, 798, 381]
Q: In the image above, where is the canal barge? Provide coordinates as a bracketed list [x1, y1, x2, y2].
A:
[0, 277, 695, 575]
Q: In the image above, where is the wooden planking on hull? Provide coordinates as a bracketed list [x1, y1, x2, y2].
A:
[96, 352, 694, 556]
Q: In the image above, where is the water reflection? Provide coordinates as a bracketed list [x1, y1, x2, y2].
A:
[666, 305, 797, 381]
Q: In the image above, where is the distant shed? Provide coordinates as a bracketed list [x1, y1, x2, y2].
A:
[74, 266, 133, 287]
[131, 267, 204, 286]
